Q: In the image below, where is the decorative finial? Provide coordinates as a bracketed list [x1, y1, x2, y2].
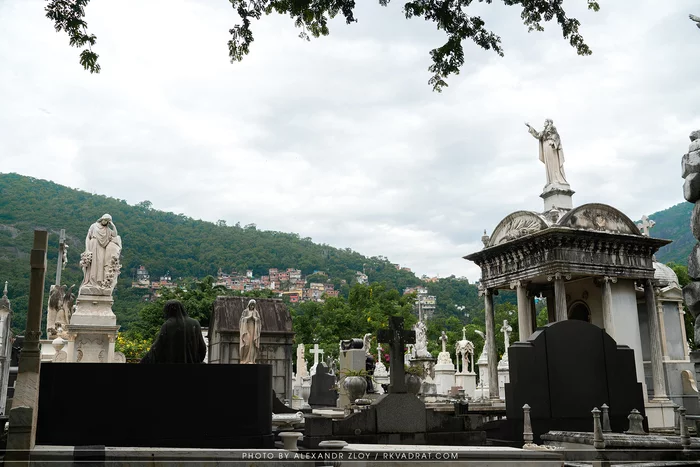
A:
[481, 230, 490, 248]
[636, 215, 655, 236]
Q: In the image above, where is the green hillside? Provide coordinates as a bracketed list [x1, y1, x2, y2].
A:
[649, 202, 694, 265]
[0, 173, 435, 332]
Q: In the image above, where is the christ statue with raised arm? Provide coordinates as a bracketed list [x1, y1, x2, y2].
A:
[526, 119, 569, 189]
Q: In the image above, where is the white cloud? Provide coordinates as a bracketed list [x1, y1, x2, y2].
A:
[1, 0, 699, 282]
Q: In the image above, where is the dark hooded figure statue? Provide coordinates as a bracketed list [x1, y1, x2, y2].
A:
[140, 300, 207, 364]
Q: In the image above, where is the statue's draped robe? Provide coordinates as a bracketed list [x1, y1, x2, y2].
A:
[141, 315, 207, 364]
[530, 126, 568, 187]
[239, 310, 261, 364]
[82, 222, 121, 287]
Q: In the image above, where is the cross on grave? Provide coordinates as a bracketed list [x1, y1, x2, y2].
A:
[377, 316, 415, 394]
[636, 215, 655, 237]
[310, 343, 324, 366]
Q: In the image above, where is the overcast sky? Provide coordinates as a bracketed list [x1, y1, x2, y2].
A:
[1, 0, 699, 281]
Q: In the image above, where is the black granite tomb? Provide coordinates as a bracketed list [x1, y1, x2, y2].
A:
[308, 363, 338, 408]
[37, 363, 273, 448]
[496, 320, 647, 444]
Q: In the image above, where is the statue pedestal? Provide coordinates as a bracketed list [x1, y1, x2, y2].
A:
[434, 352, 456, 395]
[497, 358, 509, 400]
[63, 293, 124, 363]
[540, 185, 574, 211]
[455, 372, 477, 398]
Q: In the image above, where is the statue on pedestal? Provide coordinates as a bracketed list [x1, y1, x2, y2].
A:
[239, 299, 261, 364]
[79, 214, 122, 296]
[525, 119, 568, 189]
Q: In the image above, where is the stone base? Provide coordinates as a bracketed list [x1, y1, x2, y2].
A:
[338, 349, 366, 408]
[434, 363, 456, 395]
[410, 356, 437, 380]
[645, 399, 676, 429]
[497, 366, 509, 400]
[540, 186, 574, 211]
[455, 373, 477, 398]
[71, 293, 117, 326]
[65, 324, 121, 363]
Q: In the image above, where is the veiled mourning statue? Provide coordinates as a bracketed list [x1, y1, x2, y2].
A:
[140, 300, 207, 364]
[79, 213, 122, 296]
[239, 299, 262, 364]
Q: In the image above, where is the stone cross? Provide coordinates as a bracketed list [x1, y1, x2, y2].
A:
[378, 316, 415, 393]
[310, 344, 324, 366]
[500, 320, 512, 348]
[440, 331, 448, 353]
[55, 229, 67, 287]
[636, 215, 655, 236]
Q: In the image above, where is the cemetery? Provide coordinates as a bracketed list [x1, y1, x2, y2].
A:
[0, 128, 697, 466]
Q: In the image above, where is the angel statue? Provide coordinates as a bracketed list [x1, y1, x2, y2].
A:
[690, 14, 700, 29]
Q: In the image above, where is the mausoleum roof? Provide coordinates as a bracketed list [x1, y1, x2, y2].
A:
[653, 261, 679, 287]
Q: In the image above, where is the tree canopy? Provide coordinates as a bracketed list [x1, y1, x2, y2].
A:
[45, 0, 600, 91]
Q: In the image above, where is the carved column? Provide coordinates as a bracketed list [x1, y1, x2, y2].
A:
[529, 293, 537, 333]
[644, 279, 669, 401]
[553, 274, 567, 322]
[655, 296, 669, 361]
[678, 302, 690, 359]
[601, 276, 616, 337]
[483, 288, 499, 400]
[544, 290, 556, 323]
[513, 281, 532, 341]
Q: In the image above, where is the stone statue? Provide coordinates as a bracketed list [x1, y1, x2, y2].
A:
[140, 300, 207, 364]
[413, 321, 431, 357]
[526, 119, 568, 188]
[362, 333, 372, 357]
[48, 284, 75, 338]
[440, 331, 448, 353]
[46, 284, 65, 338]
[239, 299, 261, 364]
[296, 343, 308, 379]
[691, 14, 700, 29]
[79, 214, 122, 296]
[500, 319, 513, 349]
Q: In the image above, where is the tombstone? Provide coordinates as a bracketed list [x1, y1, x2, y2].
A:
[0, 283, 12, 415]
[434, 331, 456, 395]
[374, 344, 389, 394]
[303, 317, 487, 447]
[473, 329, 490, 400]
[338, 338, 366, 407]
[209, 297, 294, 402]
[501, 320, 647, 444]
[310, 343, 324, 376]
[455, 327, 476, 398]
[497, 320, 512, 400]
[308, 362, 338, 408]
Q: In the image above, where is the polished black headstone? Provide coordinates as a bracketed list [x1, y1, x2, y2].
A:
[308, 363, 338, 408]
[502, 320, 646, 443]
[37, 363, 273, 448]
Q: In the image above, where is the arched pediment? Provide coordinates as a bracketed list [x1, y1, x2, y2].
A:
[557, 203, 642, 235]
[488, 211, 550, 247]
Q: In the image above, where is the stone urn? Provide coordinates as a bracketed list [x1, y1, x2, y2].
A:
[405, 374, 421, 394]
[343, 376, 367, 403]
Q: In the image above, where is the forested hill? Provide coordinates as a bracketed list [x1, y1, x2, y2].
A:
[649, 202, 694, 265]
[0, 173, 425, 330]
